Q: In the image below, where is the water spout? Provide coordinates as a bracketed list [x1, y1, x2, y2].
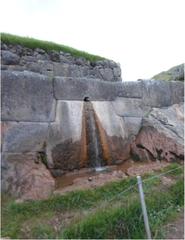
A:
[83, 100, 105, 168]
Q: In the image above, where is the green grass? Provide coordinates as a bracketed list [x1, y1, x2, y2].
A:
[1, 177, 140, 239]
[1, 32, 106, 62]
[4, 177, 139, 217]
[62, 179, 184, 239]
[159, 162, 184, 176]
[1, 163, 183, 239]
[31, 224, 56, 239]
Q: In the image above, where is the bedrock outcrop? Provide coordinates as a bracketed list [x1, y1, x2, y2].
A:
[1, 43, 184, 200]
[1, 153, 55, 200]
[131, 103, 184, 162]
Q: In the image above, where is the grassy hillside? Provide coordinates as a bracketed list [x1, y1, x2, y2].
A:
[152, 64, 184, 81]
[1, 33, 105, 62]
[1, 163, 183, 239]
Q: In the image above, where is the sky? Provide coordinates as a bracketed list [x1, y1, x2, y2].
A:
[0, 0, 184, 81]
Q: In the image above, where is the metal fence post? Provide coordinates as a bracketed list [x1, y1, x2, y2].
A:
[137, 175, 152, 239]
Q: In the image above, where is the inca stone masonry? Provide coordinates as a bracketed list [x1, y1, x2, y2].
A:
[1, 43, 184, 200]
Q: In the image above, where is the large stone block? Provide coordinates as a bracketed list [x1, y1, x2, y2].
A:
[142, 80, 172, 107]
[47, 101, 83, 145]
[46, 101, 84, 169]
[170, 81, 184, 104]
[98, 67, 114, 82]
[2, 122, 49, 152]
[115, 81, 143, 98]
[92, 102, 130, 162]
[1, 70, 56, 121]
[54, 77, 117, 101]
[112, 97, 151, 117]
[93, 101, 127, 138]
[53, 63, 83, 78]
[1, 50, 20, 65]
[25, 60, 54, 77]
[113, 66, 121, 78]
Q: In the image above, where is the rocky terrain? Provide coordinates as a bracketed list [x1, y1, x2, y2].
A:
[1, 40, 184, 201]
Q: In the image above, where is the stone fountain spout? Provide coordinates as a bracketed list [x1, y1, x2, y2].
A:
[83, 99, 106, 168]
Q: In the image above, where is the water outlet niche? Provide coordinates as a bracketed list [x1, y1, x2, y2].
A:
[83, 97, 108, 170]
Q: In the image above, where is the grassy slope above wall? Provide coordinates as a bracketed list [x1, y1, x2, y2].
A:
[152, 64, 184, 82]
[1, 33, 106, 62]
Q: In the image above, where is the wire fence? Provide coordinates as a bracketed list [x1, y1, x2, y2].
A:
[98, 166, 182, 205]
[92, 165, 183, 239]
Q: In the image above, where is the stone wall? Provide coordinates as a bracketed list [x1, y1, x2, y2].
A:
[1, 43, 122, 82]
[1, 43, 184, 199]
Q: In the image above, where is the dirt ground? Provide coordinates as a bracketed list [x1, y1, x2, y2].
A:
[54, 161, 169, 195]
[164, 211, 184, 240]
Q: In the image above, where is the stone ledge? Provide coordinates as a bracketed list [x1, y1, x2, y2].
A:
[54, 78, 184, 105]
[54, 77, 117, 101]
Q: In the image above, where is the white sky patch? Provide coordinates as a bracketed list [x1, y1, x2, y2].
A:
[1, 0, 184, 81]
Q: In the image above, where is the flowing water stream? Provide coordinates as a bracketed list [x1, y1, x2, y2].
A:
[83, 99, 105, 169]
